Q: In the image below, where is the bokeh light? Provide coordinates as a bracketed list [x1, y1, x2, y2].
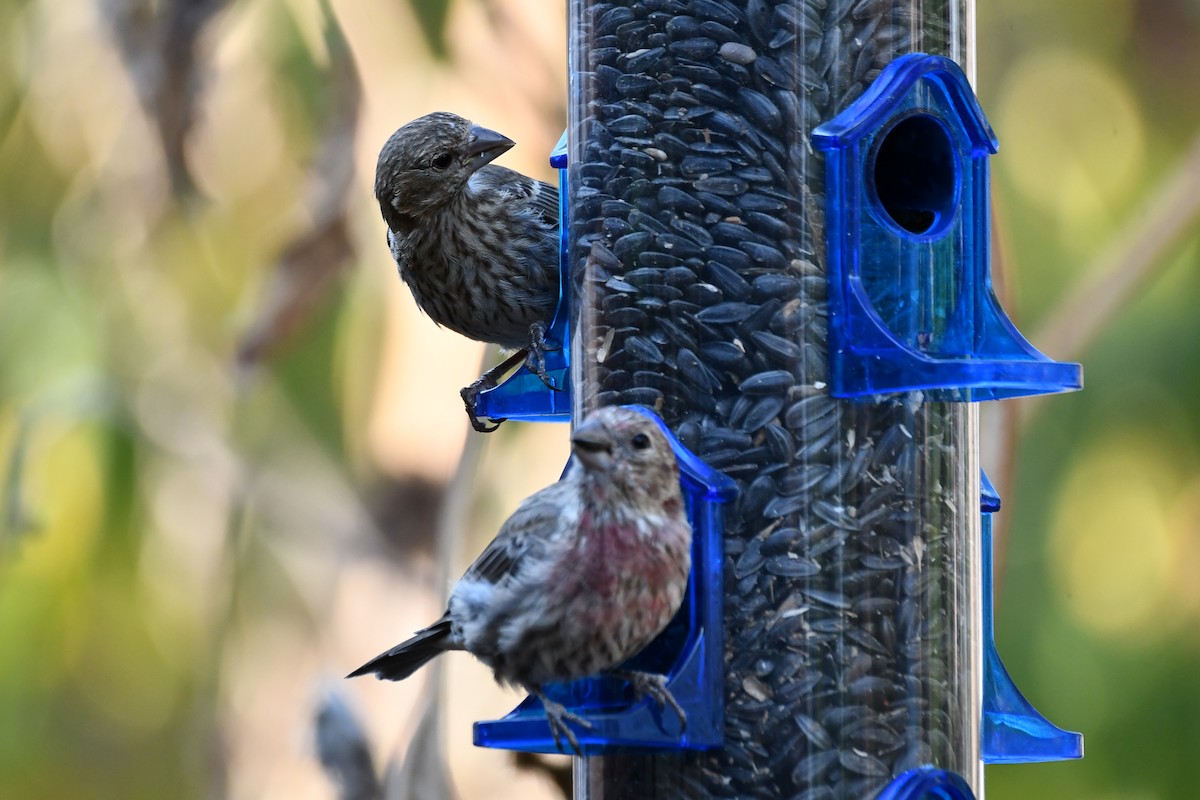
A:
[1050, 434, 1178, 640]
[996, 49, 1145, 250]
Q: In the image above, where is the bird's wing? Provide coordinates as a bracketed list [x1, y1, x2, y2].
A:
[461, 481, 570, 587]
[473, 165, 560, 228]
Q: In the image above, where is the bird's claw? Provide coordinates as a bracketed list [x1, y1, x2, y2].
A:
[616, 670, 687, 731]
[460, 382, 505, 433]
[535, 690, 593, 756]
[526, 322, 562, 392]
[460, 348, 534, 433]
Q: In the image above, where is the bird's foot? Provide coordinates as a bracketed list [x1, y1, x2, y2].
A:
[460, 382, 504, 433]
[459, 348, 532, 433]
[613, 670, 687, 731]
[533, 688, 593, 756]
[525, 322, 562, 392]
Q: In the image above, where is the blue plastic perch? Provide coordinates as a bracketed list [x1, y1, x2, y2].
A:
[472, 131, 573, 423]
[980, 471, 1084, 763]
[812, 54, 1082, 401]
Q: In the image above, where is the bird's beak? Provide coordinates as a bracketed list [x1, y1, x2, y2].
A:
[571, 420, 613, 472]
[465, 124, 515, 173]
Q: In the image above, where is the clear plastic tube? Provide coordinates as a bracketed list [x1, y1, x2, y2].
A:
[568, 0, 981, 797]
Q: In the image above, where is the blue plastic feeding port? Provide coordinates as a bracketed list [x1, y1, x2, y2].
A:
[473, 130, 573, 423]
[811, 54, 1082, 401]
[473, 406, 738, 754]
[980, 470, 1084, 763]
[877, 767, 976, 800]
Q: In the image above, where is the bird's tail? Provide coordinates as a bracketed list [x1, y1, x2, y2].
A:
[346, 617, 455, 681]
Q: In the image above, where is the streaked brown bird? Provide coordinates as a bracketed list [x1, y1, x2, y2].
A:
[348, 406, 692, 753]
[374, 112, 561, 432]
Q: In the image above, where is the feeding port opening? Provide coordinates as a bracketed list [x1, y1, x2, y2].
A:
[871, 113, 959, 236]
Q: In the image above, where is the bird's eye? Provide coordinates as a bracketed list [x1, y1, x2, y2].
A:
[431, 153, 453, 170]
[631, 432, 651, 450]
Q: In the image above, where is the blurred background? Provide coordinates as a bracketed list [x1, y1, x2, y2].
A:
[0, 0, 1196, 798]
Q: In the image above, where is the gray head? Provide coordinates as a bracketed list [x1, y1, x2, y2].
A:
[375, 112, 514, 228]
[570, 407, 682, 504]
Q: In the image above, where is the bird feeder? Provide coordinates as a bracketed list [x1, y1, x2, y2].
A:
[465, 1, 1083, 797]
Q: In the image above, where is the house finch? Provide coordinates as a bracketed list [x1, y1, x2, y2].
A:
[374, 112, 561, 432]
[348, 406, 691, 754]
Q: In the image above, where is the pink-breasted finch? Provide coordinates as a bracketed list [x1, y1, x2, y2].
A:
[347, 406, 692, 754]
[374, 112, 561, 432]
